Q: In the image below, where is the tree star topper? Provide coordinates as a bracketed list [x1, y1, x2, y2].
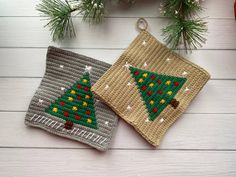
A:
[85, 65, 92, 73]
[123, 62, 132, 70]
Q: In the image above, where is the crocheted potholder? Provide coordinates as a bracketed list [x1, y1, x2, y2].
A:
[25, 46, 118, 151]
[92, 19, 210, 146]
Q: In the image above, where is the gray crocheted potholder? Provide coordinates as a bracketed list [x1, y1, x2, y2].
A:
[25, 46, 118, 151]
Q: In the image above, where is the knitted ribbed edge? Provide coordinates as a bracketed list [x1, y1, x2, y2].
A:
[92, 31, 210, 146]
[25, 46, 118, 151]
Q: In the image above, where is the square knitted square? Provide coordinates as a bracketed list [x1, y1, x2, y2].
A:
[92, 31, 210, 146]
[25, 46, 118, 151]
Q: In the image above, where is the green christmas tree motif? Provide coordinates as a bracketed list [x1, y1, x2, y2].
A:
[45, 72, 97, 129]
[129, 66, 187, 121]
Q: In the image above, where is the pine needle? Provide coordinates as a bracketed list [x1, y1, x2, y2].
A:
[161, 0, 207, 52]
[79, 0, 105, 23]
[36, 0, 207, 52]
[36, 0, 78, 41]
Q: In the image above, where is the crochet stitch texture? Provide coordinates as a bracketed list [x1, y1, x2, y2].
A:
[92, 31, 210, 146]
[25, 46, 118, 151]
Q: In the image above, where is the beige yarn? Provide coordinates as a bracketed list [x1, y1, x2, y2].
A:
[92, 29, 210, 146]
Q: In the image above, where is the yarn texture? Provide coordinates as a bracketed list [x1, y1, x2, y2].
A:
[25, 46, 118, 151]
[92, 31, 210, 146]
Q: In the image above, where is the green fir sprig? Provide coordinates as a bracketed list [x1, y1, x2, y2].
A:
[37, 0, 207, 52]
[79, 0, 105, 23]
[37, 0, 78, 41]
[160, 0, 207, 52]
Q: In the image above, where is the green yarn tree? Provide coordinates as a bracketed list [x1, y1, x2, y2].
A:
[129, 66, 187, 121]
[45, 72, 97, 129]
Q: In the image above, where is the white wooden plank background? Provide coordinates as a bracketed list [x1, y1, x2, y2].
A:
[0, 0, 236, 176]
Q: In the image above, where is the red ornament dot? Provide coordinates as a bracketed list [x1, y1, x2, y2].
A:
[60, 101, 65, 106]
[152, 107, 158, 113]
[85, 110, 91, 115]
[157, 80, 162, 84]
[151, 75, 156, 80]
[174, 81, 179, 86]
[84, 86, 89, 91]
[77, 84, 81, 89]
[158, 90, 163, 95]
[64, 111, 69, 117]
[77, 96, 81, 100]
[141, 86, 147, 91]
[75, 115, 80, 120]
[147, 91, 152, 96]
[134, 71, 139, 75]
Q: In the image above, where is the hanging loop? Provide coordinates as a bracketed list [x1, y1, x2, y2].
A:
[136, 18, 148, 31]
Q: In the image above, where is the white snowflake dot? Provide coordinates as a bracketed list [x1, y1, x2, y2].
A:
[142, 40, 147, 46]
[105, 85, 109, 90]
[59, 64, 64, 68]
[145, 118, 150, 122]
[127, 82, 132, 86]
[159, 118, 164, 123]
[61, 87, 65, 91]
[184, 87, 190, 92]
[143, 62, 148, 67]
[182, 71, 188, 76]
[127, 105, 132, 110]
[104, 121, 109, 125]
[38, 99, 43, 104]
[166, 58, 171, 62]
[123, 62, 132, 69]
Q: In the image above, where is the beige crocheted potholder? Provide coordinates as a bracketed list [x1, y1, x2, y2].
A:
[92, 19, 210, 146]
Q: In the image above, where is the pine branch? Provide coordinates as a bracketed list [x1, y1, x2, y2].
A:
[161, 0, 207, 52]
[161, 0, 202, 18]
[162, 18, 207, 50]
[36, 0, 78, 41]
[36, 0, 207, 52]
[79, 0, 105, 23]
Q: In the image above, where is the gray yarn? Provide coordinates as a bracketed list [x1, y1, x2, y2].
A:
[25, 46, 118, 151]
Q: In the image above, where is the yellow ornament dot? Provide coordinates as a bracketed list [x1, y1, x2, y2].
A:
[68, 97, 73, 101]
[149, 83, 154, 87]
[83, 101, 88, 107]
[167, 91, 173, 95]
[165, 80, 171, 85]
[70, 90, 76, 94]
[143, 73, 148, 77]
[72, 106, 78, 111]
[87, 118, 92, 123]
[82, 79, 87, 83]
[52, 107, 58, 113]
[150, 100, 154, 105]
[160, 99, 166, 104]
[138, 78, 144, 83]
[85, 95, 90, 99]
